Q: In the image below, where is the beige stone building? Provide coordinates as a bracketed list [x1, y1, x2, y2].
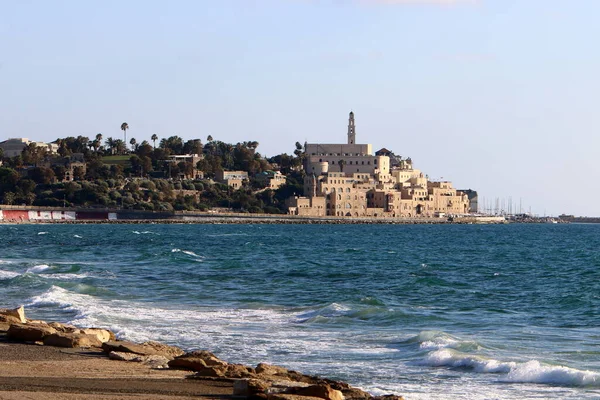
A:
[0, 138, 58, 158]
[255, 170, 287, 189]
[216, 170, 248, 189]
[288, 112, 470, 218]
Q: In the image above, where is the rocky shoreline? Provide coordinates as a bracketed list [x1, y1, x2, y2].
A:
[0, 306, 404, 400]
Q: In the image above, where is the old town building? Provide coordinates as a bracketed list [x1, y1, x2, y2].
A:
[287, 113, 470, 218]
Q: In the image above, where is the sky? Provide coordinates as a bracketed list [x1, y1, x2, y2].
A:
[1, 0, 599, 216]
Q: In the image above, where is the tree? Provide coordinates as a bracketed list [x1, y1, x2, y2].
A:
[121, 122, 129, 145]
[151, 134, 158, 149]
[130, 138, 137, 151]
[207, 135, 213, 142]
[113, 139, 127, 155]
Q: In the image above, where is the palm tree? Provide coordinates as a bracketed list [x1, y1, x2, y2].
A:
[151, 134, 158, 149]
[130, 138, 137, 152]
[105, 137, 115, 155]
[121, 122, 129, 144]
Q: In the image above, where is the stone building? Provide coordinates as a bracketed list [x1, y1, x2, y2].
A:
[0, 138, 58, 158]
[288, 112, 471, 218]
[216, 170, 248, 189]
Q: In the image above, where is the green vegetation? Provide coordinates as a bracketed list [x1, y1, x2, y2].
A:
[0, 133, 305, 214]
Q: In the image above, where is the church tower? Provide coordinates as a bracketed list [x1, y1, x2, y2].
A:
[347, 111, 356, 145]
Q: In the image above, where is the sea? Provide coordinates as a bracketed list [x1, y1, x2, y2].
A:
[1, 223, 599, 399]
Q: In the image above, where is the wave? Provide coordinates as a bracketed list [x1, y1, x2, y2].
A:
[410, 331, 600, 387]
[171, 249, 205, 259]
[503, 360, 600, 386]
[0, 269, 21, 280]
[26, 286, 291, 346]
[26, 264, 52, 273]
[132, 231, 157, 235]
[74, 234, 83, 238]
[38, 232, 48, 235]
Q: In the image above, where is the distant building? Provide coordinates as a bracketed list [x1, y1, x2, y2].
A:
[254, 171, 287, 189]
[459, 189, 479, 213]
[166, 154, 204, 179]
[216, 170, 248, 189]
[289, 112, 470, 218]
[0, 138, 58, 158]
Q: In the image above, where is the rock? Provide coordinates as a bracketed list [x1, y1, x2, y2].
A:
[168, 350, 228, 371]
[225, 364, 257, 378]
[109, 351, 141, 361]
[289, 385, 344, 400]
[102, 340, 184, 359]
[0, 306, 26, 323]
[194, 366, 228, 378]
[43, 332, 103, 348]
[268, 395, 324, 400]
[372, 396, 404, 400]
[0, 314, 22, 324]
[234, 378, 271, 397]
[7, 323, 57, 342]
[256, 363, 290, 376]
[337, 387, 371, 400]
[80, 328, 114, 343]
[142, 355, 171, 369]
[0, 322, 11, 332]
[48, 322, 79, 333]
[108, 351, 169, 369]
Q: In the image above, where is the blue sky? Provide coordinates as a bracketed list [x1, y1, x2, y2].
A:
[1, 0, 598, 216]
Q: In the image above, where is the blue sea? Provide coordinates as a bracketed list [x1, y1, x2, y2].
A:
[1, 223, 600, 399]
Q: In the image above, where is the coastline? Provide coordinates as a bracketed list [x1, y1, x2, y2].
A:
[0, 306, 403, 400]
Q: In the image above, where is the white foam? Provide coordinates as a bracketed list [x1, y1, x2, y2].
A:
[44, 273, 91, 280]
[38, 232, 48, 235]
[74, 235, 83, 238]
[0, 269, 21, 279]
[420, 348, 516, 373]
[171, 249, 204, 259]
[504, 360, 600, 386]
[26, 264, 52, 273]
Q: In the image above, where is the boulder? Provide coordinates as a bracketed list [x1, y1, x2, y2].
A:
[225, 364, 257, 379]
[372, 396, 404, 400]
[0, 315, 22, 324]
[48, 322, 79, 333]
[168, 350, 228, 371]
[288, 385, 344, 400]
[7, 323, 57, 342]
[43, 332, 103, 348]
[194, 366, 228, 378]
[337, 387, 371, 400]
[102, 340, 184, 359]
[109, 351, 141, 362]
[0, 306, 26, 323]
[256, 363, 290, 376]
[80, 328, 114, 343]
[0, 322, 11, 332]
[108, 351, 169, 368]
[234, 379, 271, 397]
[269, 395, 324, 400]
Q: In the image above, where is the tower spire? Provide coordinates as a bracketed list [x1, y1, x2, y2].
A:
[347, 111, 356, 145]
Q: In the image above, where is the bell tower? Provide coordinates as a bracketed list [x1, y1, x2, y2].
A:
[347, 111, 356, 145]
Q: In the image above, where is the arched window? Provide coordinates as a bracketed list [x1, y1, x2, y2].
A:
[346, 188, 350, 193]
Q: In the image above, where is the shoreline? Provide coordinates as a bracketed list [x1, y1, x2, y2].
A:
[0, 306, 403, 400]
